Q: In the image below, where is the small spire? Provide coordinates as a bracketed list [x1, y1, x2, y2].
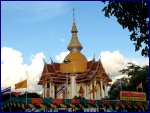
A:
[42, 57, 47, 64]
[98, 57, 101, 62]
[49, 56, 53, 64]
[42, 57, 49, 75]
[93, 53, 95, 61]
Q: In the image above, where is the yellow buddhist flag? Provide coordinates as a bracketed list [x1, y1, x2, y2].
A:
[88, 86, 97, 94]
[92, 86, 97, 93]
[88, 88, 93, 94]
[15, 79, 27, 89]
[136, 82, 143, 90]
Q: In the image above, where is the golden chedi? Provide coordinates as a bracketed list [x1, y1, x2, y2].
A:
[60, 13, 87, 73]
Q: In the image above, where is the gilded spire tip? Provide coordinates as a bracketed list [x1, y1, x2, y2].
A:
[73, 8, 75, 23]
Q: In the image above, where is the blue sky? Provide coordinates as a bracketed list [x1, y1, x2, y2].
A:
[1, 1, 148, 92]
[2, 1, 147, 64]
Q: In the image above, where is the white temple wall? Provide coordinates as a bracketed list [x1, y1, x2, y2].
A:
[94, 80, 97, 99]
[104, 83, 107, 98]
[87, 84, 91, 99]
[70, 76, 76, 98]
[96, 83, 101, 99]
[52, 84, 55, 98]
[83, 84, 86, 98]
[90, 83, 93, 99]
[42, 85, 45, 98]
[68, 84, 71, 99]
[76, 84, 80, 97]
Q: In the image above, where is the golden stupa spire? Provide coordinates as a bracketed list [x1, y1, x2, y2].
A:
[67, 8, 83, 52]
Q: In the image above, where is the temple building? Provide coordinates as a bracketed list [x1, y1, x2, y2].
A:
[38, 10, 112, 100]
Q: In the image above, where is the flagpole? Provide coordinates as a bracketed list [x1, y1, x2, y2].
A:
[120, 79, 122, 91]
[141, 82, 143, 92]
[65, 62, 67, 110]
[26, 87, 27, 112]
[96, 88, 97, 112]
[64, 59, 70, 112]
[10, 87, 11, 112]
[25, 69, 28, 112]
[119, 79, 122, 100]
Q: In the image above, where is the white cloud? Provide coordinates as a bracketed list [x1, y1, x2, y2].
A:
[1, 47, 23, 64]
[27, 52, 45, 93]
[99, 50, 148, 83]
[100, 50, 129, 78]
[87, 57, 93, 61]
[55, 51, 69, 63]
[1, 47, 45, 93]
[139, 60, 149, 66]
[111, 75, 128, 83]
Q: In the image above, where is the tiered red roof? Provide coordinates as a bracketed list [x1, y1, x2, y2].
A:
[38, 59, 111, 85]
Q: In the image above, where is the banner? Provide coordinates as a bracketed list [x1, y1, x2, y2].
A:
[88, 86, 97, 94]
[2, 87, 11, 95]
[15, 79, 27, 89]
[136, 82, 143, 90]
[57, 85, 65, 94]
[120, 91, 146, 101]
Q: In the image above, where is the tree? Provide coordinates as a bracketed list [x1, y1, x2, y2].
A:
[108, 77, 130, 100]
[108, 63, 148, 100]
[119, 63, 149, 99]
[102, 1, 149, 57]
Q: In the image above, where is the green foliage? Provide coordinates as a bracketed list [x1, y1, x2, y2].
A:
[120, 63, 148, 97]
[108, 77, 130, 100]
[108, 63, 149, 100]
[102, 1, 149, 57]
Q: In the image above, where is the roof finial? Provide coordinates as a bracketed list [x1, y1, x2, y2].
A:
[93, 53, 95, 61]
[73, 8, 75, 23]
[49, 56, 53, 64]
[42, 57, 46, 65]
